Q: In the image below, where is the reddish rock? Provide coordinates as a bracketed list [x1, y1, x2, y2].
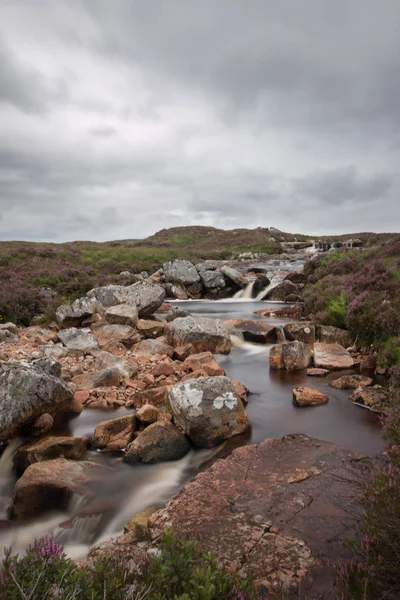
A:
[152, 362, 175, 377]
[232, 379, 249, 405]
[136, 404, 161, 424]
[349, 385, 391, 412]
[313, 343, 354, 370]
[283, 322, 315, 345]
[143, 435, 370, 597]
[72, 367, 121, 391]
[183, 352, 225, 376]
[131, 339, 174, 358]
[360, 354, 377, 371]
[124, 421, 190, 464]
[136, 319, 165, 338]
[269, 341, 312, 371]
[92, 415, 136, 450]
[31, 413, 54, 436]
[14, 436, 88, 472]
[330, 375, 373, 390]
[12, 459, 109, 518]
[126, 385, 171, 409]
[104, 304, 138, 327]
[92, 324, 136, 348]
[306, 368, 329, 377]
[293, 387, 329, 407]
[173, 344, 194, 361]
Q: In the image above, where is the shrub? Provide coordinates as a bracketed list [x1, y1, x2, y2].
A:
[0, 531, 258, 600]
[326, 293, 347, 329]
[346, 290, 400, 345]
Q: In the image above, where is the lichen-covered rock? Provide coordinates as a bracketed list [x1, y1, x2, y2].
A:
[104, 304, 138, 326]
[136, 319, 165, 338]
[92, 415, 137, 450]
[313, 343, 354, 370]
[220, 265, 246, 288]
[293, 387, 329, 407]
[55, 297, 102, 329]
[330, 375, 373, 390]
[196, 261, 225, 290]
[0, 329, 18, 343]
[30, 357, 62, 377]
[165, 316, 232, 355]
[163, 259, 200, 285]
[168, 376, 249, 448]
[0, 362, 73, 442]
[57, 328, 99, 351]
[124, 421, 190, 464]
[12, 458, 109, 518]
[87, 285, 125, 308]
[269, 341, 312, 371]
[14, 436, 88, 472]
[121, 281, 166, 317]
[90, 349, 138, 380]
[166, 307, 191, 322]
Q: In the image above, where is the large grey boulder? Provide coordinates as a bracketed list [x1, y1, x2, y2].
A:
[196, 261, 225, 290]
[30, 357, 62, 377]
[269, 341, 312, 371]
[124, 421, 190, 464]
[165, 316, 232, 354]
[220, 265, 246, 288]
[87, 285, 125, 308]
[90, 349, 138, 379]
[168, 376, 249, 448]
[57, 328, 99, 351]
[120, 281, 166, 317]
[163, 259, 200, 285]
[0, 329, 18, 343]
[55, 297, 102, 329]
[0, 362, 74, 442]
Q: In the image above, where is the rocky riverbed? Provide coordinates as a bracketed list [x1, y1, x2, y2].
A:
[0, 258, 389, 597]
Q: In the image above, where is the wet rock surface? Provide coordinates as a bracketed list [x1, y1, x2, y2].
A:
[14, 436, 89, 472]
[165, 316, 232, 354]
[269, 341, 312, 371]
[224, 318, 277, 344]
[293, 386, 329, 407]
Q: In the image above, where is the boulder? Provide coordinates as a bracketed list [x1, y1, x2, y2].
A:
[0, 362, 73, 442]
[168, 376, 249, 448]
[283, 322, 315, 345]
[163, 259, 200, 285]
[0, 322, 18, 334]
[120, 281, 166, 317]
[269, 341, 312, 371]
[92, 415, 137, 450]
[220, 265, 246, 288]
[12, 458, 109, 518]
[58, 328, 99, 352]
[104, 304, 138, 326]
[306, 368, 329, 377]
[92, 324, 135, 348]
[124, 421, 190, 464]
[183, 352, 225, 376]
[30, 357, 61, 377]
[144, 435, 372, 595]
[196, 261, 225, 290]
[14, 436, 88, 472]
[131, 339, 174, 358]
[265, 280, 298, 301]
[313, 343, 354, 370]
[224, 319, 277, 344]
[317, 326, 355, 348]
[349, 385, 391, 412]
[293, 387, 329, 407]
[87, 285, 127, 308]
[128, 385, 171, 409]
[72, 367, 121, 391]
[55, 297, 101, 329]
[165, 316, 232, 355]
[136, 319, 165, 338]
[330, 375, 373, 390]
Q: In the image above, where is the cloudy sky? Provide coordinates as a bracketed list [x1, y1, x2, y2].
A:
[0, 0, 399, 242]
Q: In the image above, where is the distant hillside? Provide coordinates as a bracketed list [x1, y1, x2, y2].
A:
[0, 225, 399, 325]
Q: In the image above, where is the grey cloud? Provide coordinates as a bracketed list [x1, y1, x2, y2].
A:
[89, 125, 118, 137]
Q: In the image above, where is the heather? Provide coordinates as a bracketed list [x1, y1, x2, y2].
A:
[303, 237, 400, 360]
[0, 530, 259, 600]
[334, 385, 400, 600]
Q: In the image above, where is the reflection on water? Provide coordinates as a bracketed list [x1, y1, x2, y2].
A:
[0, 298, 384, 558]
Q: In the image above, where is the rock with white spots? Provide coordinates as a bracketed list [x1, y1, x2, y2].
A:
[168, 376, 249, 448]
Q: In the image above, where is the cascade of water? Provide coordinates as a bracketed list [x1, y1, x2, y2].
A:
[255, 276, 283, 301]
[234, 280, 255, 299]
[276, 325, 287, 343]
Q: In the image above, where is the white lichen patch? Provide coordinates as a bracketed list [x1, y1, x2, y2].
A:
[171, 383, 204, 418]
[213, 391, 237, 410]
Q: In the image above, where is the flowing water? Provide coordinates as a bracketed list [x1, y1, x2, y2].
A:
[0, 296, 385, 560]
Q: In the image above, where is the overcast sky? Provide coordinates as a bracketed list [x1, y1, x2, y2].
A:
[0, 0, 399, 242]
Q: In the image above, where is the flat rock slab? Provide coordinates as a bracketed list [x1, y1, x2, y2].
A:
[313, 343, 354, 370]
[224, 319, 277, 344]
[147, 435, 370, 598]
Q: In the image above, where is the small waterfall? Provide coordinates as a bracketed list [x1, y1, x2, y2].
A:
[255, 276, 283, 301]
[0, 440, 20, 520]
[230, 332, 245, 348]
[234, 280, 255, 299]
[276, 325, 287, 343]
